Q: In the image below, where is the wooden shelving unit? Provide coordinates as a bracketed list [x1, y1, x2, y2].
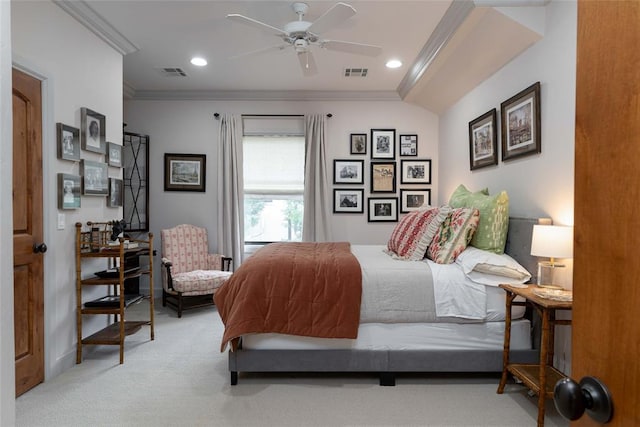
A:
[75, 221, 154, 364]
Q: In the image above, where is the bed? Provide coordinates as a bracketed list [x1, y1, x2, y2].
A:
[215, 216, 543, 386]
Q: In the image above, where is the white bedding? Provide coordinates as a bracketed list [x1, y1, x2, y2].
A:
[239, 244, 529, 352]
[355, 245, 497, 322]
[242, 319, 531, 351]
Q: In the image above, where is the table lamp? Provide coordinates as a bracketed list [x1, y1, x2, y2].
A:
[530, 224, 573, 288]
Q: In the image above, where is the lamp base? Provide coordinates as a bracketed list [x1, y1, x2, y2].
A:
[536, 261, 566, 289]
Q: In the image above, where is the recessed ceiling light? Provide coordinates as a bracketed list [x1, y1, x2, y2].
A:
[386, 59, 402, 69]
[190, 57, 207, 67]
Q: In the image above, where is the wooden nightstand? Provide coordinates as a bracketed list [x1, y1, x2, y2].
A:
[497, 284, 572, 427]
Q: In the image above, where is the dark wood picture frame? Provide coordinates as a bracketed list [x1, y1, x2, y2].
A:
[501, 81, 541, 161]
[370, 161, 396, 193]
[108, 178, 123, 207]
[58, 173, 81, 209]
[56, 123, 80, 162]
[370, 129, 396, 159]
[400, 159, 432, 184]
[80, 160, 108, 196]
[368, 197, 398, 222]
[333, 189, 364, 213]
[333, 159, 364, 185]
[400, 189, 431, 213]
[469, 109, 498, 170]
[350, 133, 367, 155]
[399, 134, 418, 156]
[164, 153, 206, 192]
[107, 142, 122, 168]
[80, 107, 106, 154]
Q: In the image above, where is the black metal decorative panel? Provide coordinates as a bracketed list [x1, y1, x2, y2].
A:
[123, 131, 149, 232]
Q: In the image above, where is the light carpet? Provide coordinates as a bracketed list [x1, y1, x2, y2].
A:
[16, 300, 568, 427]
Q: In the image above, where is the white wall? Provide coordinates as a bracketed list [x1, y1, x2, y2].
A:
[8, 0, 124, 396]
[438, 1, 576, 226]
[124, 99, 437, 276]
[438, 0, 577, 372]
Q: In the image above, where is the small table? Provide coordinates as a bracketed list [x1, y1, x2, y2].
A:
[497, 284, 572, 427]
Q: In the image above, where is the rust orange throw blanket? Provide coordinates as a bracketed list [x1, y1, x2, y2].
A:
[214, 242, 362, 352]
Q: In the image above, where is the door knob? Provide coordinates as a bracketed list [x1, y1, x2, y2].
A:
[33, 243, 48, 253]
[554, 376, 613, 423]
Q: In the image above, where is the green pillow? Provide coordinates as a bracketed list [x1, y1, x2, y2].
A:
[448, 184, 509, 254]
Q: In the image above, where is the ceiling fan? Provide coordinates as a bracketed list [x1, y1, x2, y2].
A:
[227, 2, 382, 76]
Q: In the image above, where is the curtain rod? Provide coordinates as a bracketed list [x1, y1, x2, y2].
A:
[213, 113, 332, 119]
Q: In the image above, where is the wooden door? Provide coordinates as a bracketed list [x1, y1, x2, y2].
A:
[573, 1, 639, 425]
[13, 68, 45, 397]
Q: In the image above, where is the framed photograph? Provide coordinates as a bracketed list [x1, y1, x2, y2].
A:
[368, 197, 398, 222]
[164, 153, 206, 192]
[350, 133, 367, 155]
[399, 134, 418, 156]
[501, 81, 541, 161]
[80, 107, 106, 154]
[400, 189, 431, 213]
[333, 159, 364, 184]
[80, 160, 108, 196]
[57, 173, 81, 209]
[370, 129, 396, 159]
[469, 109, 498, 170]
[108, 178, 123, 207]
[107, 142, 122, 168]
[333, 189, 364, 213]
[370, 161, 396, 193]
[56, 123, 80, 161]
[400, 159, 431, 184]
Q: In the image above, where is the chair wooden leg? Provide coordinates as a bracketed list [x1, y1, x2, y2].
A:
[162, 289, 167, 307]
[178, 292, 183, 318]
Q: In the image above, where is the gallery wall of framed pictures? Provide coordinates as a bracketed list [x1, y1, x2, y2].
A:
[332, 127, 432, 223]
[56, 107, 124, 211]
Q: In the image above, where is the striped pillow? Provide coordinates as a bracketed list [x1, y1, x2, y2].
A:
[386, 206, 451, 261]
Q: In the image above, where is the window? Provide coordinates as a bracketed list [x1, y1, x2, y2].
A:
[243, 119, 305, 244]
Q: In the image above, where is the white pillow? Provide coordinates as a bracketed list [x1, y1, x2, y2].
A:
[456, 246, 531, 286]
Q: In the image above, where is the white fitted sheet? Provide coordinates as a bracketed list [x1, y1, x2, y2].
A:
[242, 318, 532, 351]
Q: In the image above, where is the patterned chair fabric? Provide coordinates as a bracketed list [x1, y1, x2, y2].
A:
[160, 224, 232, 316]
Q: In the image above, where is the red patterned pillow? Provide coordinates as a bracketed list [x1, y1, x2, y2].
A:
[386, 206, 450, 261]
[427, 207, 480, 264]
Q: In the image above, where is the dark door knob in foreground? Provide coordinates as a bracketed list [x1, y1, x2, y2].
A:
[554, 376, 613, 423]
[33, 243, 48, 253]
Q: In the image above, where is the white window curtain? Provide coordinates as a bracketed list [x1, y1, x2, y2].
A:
[302, 114, 332, 242]
[217, 114, 245, 266]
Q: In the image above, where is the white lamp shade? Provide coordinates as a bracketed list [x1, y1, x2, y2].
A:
[530, 224, 573, 259]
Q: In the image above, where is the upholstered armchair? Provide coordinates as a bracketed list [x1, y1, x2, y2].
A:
[160, 224, 232, 317]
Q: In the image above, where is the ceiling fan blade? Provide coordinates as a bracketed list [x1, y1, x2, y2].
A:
[321, 40, 382, 57]
[231, 44, 289, 59]
[297, 51, 318, 76]
[227, 14, 289, 38]
[307, 2, 356, 35]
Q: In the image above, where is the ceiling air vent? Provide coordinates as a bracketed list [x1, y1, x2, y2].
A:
[344, 68, 368, 77]
[157, 67, 188, 77]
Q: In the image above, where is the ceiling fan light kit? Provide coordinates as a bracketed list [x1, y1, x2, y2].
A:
[227, 2, 382, 76]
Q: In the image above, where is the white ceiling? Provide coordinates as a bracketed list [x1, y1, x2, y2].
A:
[57, 0, 546, 111]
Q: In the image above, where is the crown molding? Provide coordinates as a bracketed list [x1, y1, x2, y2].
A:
[397, 0, 475, 99]
[53, 0, 138, 55]
[123, 81, 136, 99]
[126, 89, 402, 102]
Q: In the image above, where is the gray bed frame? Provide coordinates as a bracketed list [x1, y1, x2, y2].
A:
[227, 217, 544, 386]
